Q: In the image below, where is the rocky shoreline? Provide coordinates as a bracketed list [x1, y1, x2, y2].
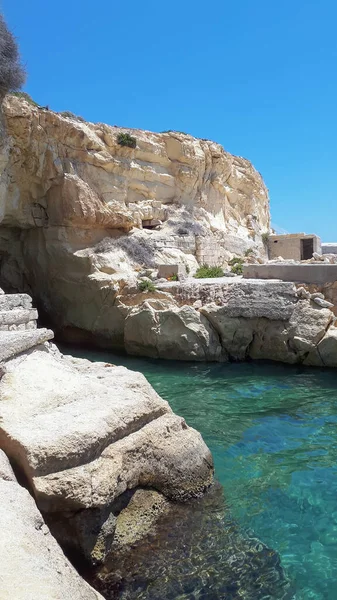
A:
[0, 287, 213, 596]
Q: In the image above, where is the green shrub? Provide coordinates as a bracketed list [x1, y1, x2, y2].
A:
[231, 262, 243, 275]
[10, 91, 39, 107]
[60, 110, 85, 123]
[244, 247, 254, 257]
[161, 130, 188, 135]
[117, 132, 137, 148]
[262, 232, 270, 245]
[138, 280, 156, 292]
[228, 256, 244, 275]
[195, 265, 224, 279]
[228, 257, 243, 266]
[170, 273, 179, 281]
[0, 15, 26, 100]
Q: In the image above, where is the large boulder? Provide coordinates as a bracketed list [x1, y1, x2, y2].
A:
[305, 326, 337, 367]
[0, 347, 213, 562]
[0, 451, 103, 599]
[125, 302, 224, 360]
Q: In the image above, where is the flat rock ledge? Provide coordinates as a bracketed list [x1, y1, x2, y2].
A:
[0, 288, 213, 590]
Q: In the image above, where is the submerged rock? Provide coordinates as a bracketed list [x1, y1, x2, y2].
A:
[93, 485, 293, 600]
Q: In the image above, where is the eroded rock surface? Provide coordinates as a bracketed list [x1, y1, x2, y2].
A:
[94, 485, 293, 600]
[0, 342, 213, 563]
[0, 95, 270, 346]
[0, 451, 103, 600]
[124, 280, 337, 366]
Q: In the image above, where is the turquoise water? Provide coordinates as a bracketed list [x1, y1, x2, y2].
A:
[64, 347, 337, 599]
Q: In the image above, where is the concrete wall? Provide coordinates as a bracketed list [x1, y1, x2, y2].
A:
[243, 263, 337, 284]
[268, 234, 321, 260]
[322, 243, 337, 255]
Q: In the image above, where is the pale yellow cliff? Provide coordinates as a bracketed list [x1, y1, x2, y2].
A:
[0, 95, 270, 345]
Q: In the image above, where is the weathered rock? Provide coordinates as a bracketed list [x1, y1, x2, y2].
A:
[0, 448, 16, 481]
[314, 327, 337, 367]
[0, 292, 32, 309]
[111, 489, 170, 552]
[312, 296, 334, 308]
[0, 95, 270, 346]
[296, 286, 311, 300]
[288, 301, 333, 351]
[200, 307, 256, 360]
[95, 485, 292, 600]
[0, 307, 38, 330]
[199, 297, 336, 364]
[0, 346, 213, 561]
[0, 329, 54, 361]
[125, 302, 224, 360]
[0, 475, 103, 599]
[1, 96, 269, 236]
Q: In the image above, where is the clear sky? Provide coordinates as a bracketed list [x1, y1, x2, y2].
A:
[2, 0, 337, 241]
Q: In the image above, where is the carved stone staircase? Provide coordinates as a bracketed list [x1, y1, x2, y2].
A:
[0, 288, 54, 362]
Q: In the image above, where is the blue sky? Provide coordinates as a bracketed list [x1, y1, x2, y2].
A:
[2, 0, 337, 241]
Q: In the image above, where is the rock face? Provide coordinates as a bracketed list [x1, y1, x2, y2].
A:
[0, 95, 270, 346]
[0, 450, 103, 599]
[124, 280, 337, 366]
[125, 303, 224, 360]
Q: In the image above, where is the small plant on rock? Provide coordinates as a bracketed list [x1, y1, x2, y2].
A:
[138, 280, 156, 293]
[195, 265, 224, 278]
[168, 273, 179, 281]
[117, 132, 137, 148]
[60, 110, 85, 122]
[228, 257, 244, 275]
[262, 232, 270, 245]
[10, 91, 39, 107]
[231, 262, 243, 275]
[228, 257, 242, 266]
[244, 247, 254, 257]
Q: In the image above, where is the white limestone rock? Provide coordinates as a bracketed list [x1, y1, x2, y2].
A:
[0, 95, 269, 347]
[311, 296, 334, 308]
[0, 347, 213, 561]
[0, 475, 103, 599]
[0, 448, 16, 481]
[125, 303, 224, 361]
[0, 329, 54, 361]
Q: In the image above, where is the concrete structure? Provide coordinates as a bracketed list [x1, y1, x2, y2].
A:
[267, 233, 321, 261]
[157, 264, 181, 279]
[322, 243, 337, 255]
[243, 263, 337, 285]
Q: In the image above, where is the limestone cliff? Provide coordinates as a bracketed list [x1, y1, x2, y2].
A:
[0, 95, 270, 345]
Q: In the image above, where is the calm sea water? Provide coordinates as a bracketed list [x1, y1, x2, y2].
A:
[63, 346, 337, 600]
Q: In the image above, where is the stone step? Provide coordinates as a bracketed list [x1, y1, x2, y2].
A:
[0, 294, 33, 311]
[0, 329, 54, 362]
[0, 309, 38, 331]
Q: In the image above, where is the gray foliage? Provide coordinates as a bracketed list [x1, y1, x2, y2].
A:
[94, 235, 156, 267]
[0, 14, 26, 100]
